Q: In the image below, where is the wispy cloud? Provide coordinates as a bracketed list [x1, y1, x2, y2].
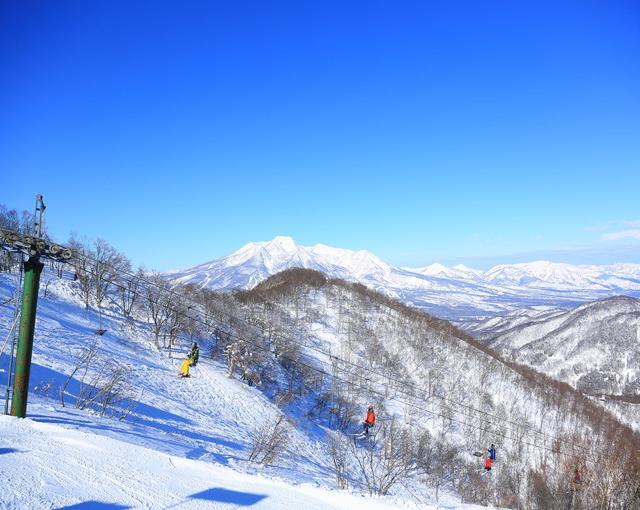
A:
[602, 229, 640, 241]
[585, 220, 640, 232]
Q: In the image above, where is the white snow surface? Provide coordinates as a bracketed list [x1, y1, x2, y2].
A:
[2, 414, 471, 510]
[0, 271, 488, 510]
[165, 237, 640, 320]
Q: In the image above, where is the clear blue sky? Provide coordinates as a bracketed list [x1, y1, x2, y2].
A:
[1, 1, 639, 270]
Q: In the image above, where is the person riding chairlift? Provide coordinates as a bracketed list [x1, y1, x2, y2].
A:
[188, 342, 200, 366]
[363, 405, 376, 437]
[571, 467, 582, 491]
[485, 455, 492, 471]
[489, 443, 496, 461]
[179, 357, 192, 378]
[179, 343, 199, 378]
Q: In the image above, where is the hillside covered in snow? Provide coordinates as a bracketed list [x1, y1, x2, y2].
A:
[1, 231, 640, 509]
[473, 296, 640, 398]
[1, 269, 479, 510]
[166, 236, 640, 320]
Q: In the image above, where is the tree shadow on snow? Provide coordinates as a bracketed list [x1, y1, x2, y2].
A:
[184, 446, 244, 465]
[188, 487, 267, 506]
[3, 357, 245, 464]
[0, 447, 21, 455]
[32, 412, 243, 459]
[129, 401, 193, 424]
[6, 361, 193, 426]
[55, 502, 131, 510]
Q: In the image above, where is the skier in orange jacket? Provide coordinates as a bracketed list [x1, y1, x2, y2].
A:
[485, 455, 492, 471]
[362, 405, 376, 437]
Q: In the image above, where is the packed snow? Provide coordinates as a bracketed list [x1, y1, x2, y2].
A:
[2, 414, 485, 509]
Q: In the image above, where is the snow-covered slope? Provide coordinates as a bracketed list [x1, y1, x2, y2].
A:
[166, 237, 640, 320]
[474, 296, 640, 397]
[0, 270, 495, 509]
[3, 261, 640, 508]
[230, 270, 640, 507]
[464, 307, 568, 338]
[3, 414, 455, 510]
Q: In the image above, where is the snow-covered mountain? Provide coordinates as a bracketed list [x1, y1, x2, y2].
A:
[0, 267, 546, 509]
[3, 269, 490, 509]
[412, 263, 483, 280]
[166, 236, 392, 290]
[167, 236, 640, 320]
[472, 296, 640, 399]
[482, 260, 640, 290]
[2, 260, 638, 508]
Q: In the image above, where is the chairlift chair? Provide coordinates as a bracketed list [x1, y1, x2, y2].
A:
[94, 305, 107, 336]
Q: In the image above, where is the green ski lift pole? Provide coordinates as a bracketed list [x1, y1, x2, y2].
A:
[10, 194, 46, 418]
[10, 257, 43, 417]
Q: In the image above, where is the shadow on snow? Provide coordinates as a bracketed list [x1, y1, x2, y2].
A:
[188, 487, 267, 506]
[55, 502, 131, 510]
[9, 361, 244, 460]
[0, 360, 192, 425]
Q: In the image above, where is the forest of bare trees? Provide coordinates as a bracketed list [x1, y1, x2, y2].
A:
[231, 268, 640, 509]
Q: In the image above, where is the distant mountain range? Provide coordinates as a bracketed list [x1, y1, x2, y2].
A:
[166, 236, 640, 320]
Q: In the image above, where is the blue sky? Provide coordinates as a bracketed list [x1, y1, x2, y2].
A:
[1, 1, 639, 270]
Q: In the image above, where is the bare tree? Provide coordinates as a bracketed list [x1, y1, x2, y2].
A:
[60, 343, 138, 421]
[68, 235, 94, 308]
[416, 431, 459, 502]
[92, 238, 130, 309]
[163, 301, 187, 349]
[60, 342, 98, 407]
[350, 418, 418, 495]
[328, 432, 350, 489]
[117, 267, 143, 318]
[247, 415, 290, 465]
[144, 273, 172, 348]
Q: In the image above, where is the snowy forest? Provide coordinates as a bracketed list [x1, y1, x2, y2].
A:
[1, 203, 640, 509]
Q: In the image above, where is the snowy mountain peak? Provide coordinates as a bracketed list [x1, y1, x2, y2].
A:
[167, 239, 640, 320]
[265, 235, 299, 251]
[310, 244, 390, 276]
[424, 263, 449, 274]
[167, 238, 395, 292]
[413, 262, 481, 280]
[453, 263, 479, 272]
[222, 236, 301, 267]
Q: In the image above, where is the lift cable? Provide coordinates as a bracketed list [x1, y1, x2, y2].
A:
[0, 229, 591, 457]
[63, 249, 590, 457]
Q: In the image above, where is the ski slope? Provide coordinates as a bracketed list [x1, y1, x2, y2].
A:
[0, 271, 491, 509]
[2, 414, 468, 510]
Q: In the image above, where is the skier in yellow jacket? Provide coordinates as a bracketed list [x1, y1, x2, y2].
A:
[179, 357, 192, 378]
